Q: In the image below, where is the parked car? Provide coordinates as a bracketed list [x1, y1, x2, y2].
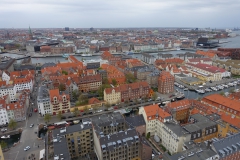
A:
[30, 124, 34, 128]
[34, 108, 38, 112]
[24, 146, 31, 151]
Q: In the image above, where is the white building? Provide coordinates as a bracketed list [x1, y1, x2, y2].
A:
[0, 85, 17, 102]
[14, 77, 33, 92]
[37, 85, 51, 116]
[139, 104, 191, 154]
[1, 71, 10, 84]
[0, 102, 9, 125]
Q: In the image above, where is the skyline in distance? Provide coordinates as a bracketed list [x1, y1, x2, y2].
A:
[0, 0, 240, 28]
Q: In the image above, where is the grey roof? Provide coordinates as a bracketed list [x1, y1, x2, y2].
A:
[37, 85, 50, 102]
[184, 114, 217, 133]
[99, 128, 139, 151]
[0, 59, 15, 70]
[164, 121, 189, 137]
[53, 136, 70, 160]
[91, 112, 125, 134]
[206, 113, 221, 122]
[212, 132, 240, 158]
[163, 142, 218, 160]
[52, 123, 92, 137]
[125, 115, 146, 128]
[41, 62, 56, 69]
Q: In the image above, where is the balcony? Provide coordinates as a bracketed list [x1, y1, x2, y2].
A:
[53, 108, 60, 111]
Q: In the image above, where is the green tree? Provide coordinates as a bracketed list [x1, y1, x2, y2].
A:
[219, 92, 224, 96]
[152, 92, 158, 101]
[0, 141, 7, 149]
[62, 70, 68, 75]
[97, 84, 111, 98]
[44, 114, 51, 124]
[57, 111, 62, 120]
[146, 132, 150, 139]
[72, 89, 79, 100]
[78, 94, 88, 105]
[105, 102, 111, 109]
[58, 83, 65, 91]
[73, 108, 80, 117]
[102, 78, 109, 85]
[8, 119, 17, 130]
[112, 79, 117, 86]
[229, 88, 234, 93]
[126, 73, 136, 83]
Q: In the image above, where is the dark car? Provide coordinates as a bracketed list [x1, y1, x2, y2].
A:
[169, 94, 174, 98]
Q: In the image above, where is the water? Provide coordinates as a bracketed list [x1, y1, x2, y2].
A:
[0, 133, 21, 148]
[175, 85, 240, 100]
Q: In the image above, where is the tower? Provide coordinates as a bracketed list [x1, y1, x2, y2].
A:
[28, 26, 33, 40]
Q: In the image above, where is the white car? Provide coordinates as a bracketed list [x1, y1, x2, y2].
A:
[30, 124, 34, 128]
[24, 146, 30, 151]
[1, 128, 7, 132]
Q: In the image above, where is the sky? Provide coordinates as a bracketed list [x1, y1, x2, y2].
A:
[0, 0, 240, 28]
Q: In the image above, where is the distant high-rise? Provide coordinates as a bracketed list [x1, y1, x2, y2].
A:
[28, 26, 33, 40]
[90, 27, 94, 31]
[65, 27, 69, 31]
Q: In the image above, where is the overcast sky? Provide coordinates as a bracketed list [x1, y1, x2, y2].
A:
[0, 0, 240, 28]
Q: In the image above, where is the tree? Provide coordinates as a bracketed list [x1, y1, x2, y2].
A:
[105, 102, 111, 109]
[126, 73, 136, 83]
[0, 141, 7, 149]
[78, 94, 88, 105]
[229, 88, 234, 93]
[58, 83, 65, 91]
[44, 114, 51, 124]
[112, 79, 117, 86]
[83, 106, 88, 113]
[57, 111, 62, 120]
[152, 92, 158, 101]
[62, 70, 68, 75]
[72, 89, 80, 100]
[102, 78, 109, 85]
[97, 84, 111, 98]
[73, 108, 80, 117]
[219, 92, 224, 96]
[8, 119, 17, 130]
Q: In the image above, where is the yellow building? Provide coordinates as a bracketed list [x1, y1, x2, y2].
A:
[0, 146, 4, 160]
[104, 88, 121, 105]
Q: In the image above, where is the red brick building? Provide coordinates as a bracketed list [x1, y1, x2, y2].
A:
[158, 71, 174, 94]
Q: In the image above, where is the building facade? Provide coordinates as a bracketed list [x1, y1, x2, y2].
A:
[158, 71, 174, 94]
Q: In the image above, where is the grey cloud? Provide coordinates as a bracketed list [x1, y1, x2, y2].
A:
[0, 0, 239, 28]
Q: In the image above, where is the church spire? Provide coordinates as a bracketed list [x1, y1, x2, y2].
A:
[28, 26, 33, 40]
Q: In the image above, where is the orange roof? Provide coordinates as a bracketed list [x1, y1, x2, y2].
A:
[203, 94, 240, 112]
[165, 58, 184, 64]
[0, 81, 6, 86]
[167, 99, 190, 109]
[158, 71, 174, 80]
[143, 104, 171, 121]
[88, 97, 101, 104]
[49, 89, 60, 100]
[196, 50, 215, 58]
[221, 114, 240, 129]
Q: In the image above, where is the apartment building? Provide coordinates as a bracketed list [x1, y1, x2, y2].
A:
[0, 97, 9, 125]
[51, 46, 74, 54]
[95, 128, 141, 160]
[125, 115, 146, 136]
[213, 60, 240, 75]
[136, 65, 159, 81]
[13, 76, 33, 92]
[212, 132, 240, 160]
[146, 70, 160, 87]
[202, 94, 240, 118]
[139, 104, 191, 154]
[141, 53, 156, 64]
[0, 84, 17, 102]
[101, 64, 126, 84]
[49, 89, 70, 115]
[119, 81, 150, 102]
[37, 85, 51, 116]
[186, 58, 212, 65]
[166, 99, 191, 124]
[158, 71, 174, 94]
[185, 63, 225, 81]
[73, 74, 102, 93]
[162, 121, 191, 154]
[104, 88, 121, 105]
[52, 122, 95, 160]
[183, 114, 218, 143]
[163, 141, 219, 160]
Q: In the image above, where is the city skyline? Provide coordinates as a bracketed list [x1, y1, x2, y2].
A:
[0, 0, 240, 28]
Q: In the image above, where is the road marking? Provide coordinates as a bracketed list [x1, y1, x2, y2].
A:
[14, 151, 19, 160]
